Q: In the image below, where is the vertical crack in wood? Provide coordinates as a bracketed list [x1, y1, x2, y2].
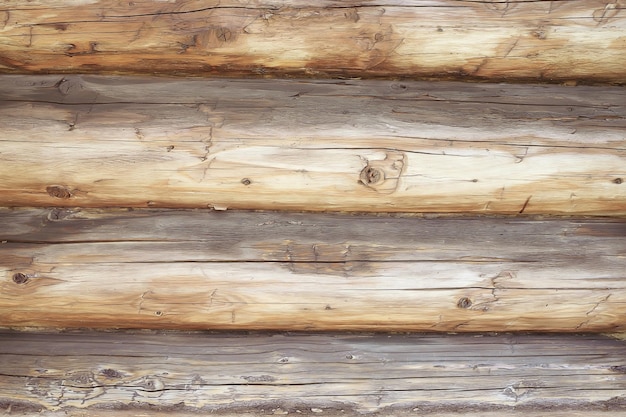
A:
[577, 294, 612, 330]
[519, 195, 532, 214]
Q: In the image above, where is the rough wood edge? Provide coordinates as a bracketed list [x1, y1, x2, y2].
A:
[1, 331, 625, 414]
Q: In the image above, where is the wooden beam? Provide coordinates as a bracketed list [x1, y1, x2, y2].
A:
[8, 412, 626, 417]
[0, 1, 624, 83]
[1, 208, 625, 331]
[1, 331, 625, 413]
[1, 75, 625, 215]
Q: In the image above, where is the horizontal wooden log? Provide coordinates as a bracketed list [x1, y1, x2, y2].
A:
[1, 331, 626, 413]
[8, 412, 626, 417]
[0, 1, 625, 83]
[1, 75, 625, 215]
[1, 208, 625, 331]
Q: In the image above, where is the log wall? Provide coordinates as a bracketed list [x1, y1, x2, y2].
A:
[1, 2, 626, 415]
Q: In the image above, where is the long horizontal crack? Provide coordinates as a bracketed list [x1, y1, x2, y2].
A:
[1, 4, 472, 23]
[3, 96, 623, 111]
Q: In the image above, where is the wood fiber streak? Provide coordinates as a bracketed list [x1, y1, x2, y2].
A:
[1, 208, 625, 331]
[5, 413, 626, 417]
[0, 332, 625, 412]
[0, 1, 624, 82]
[0, 75, 625, 215]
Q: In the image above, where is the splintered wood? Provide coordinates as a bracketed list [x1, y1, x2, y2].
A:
[0, 1, 624, 82]
[1, 209, 625, 331]
[1, 332, 625, 412]
[0, 76, 625, 215]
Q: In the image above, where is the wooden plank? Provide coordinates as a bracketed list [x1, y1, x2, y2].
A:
[1, 208, 625, 331]
[1, 75, 625, 215]
[1, 331, 625, 413]
[0, 1, 624, 83]
[7, 412, 626, 417]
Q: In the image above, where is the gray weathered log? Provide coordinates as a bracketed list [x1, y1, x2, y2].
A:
[0, 331, 625, 413]
[1, 208, 625, 331]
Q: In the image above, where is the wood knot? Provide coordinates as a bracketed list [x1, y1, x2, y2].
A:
[216, 27, 232, 42]
[358, 151, 405, 194]
[47, 208, 73, 221]
[46, 185, 72, 199]
[344, 8, 360, 22]
[390, 83, 408, 91]
[131, 376, 166, 398]
[484, 0, 515, 13]
[457, 297, 472, 309]
[100, 368, 123, 378]
[531, 27, 547, 40]
[141, 377, 164, 391]
[65, 371, 97, 387]
[610, 365, 626, 374]
[360, 166, 384, 186]
[12, 273, 29, 285]
[242, 375, 276, 383]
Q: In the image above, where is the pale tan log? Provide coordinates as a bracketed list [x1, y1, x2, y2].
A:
[1, 208, 625, 331]
[1, 75, 625, 215]
[1, 332, 625, 413]
[0, 1, 625, 83]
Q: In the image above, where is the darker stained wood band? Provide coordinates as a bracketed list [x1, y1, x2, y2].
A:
[0, 331, 625, 413]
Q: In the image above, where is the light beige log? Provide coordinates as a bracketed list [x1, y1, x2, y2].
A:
[1, 75, 625, 215]
[0, 1, 625, 83]
[1, 332, 625, 412]
[1, 208, 625, 331]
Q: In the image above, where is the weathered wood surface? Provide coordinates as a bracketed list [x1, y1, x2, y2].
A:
[8, 413, 626, 417]
[1, 75, 625, 215]
[1, 332, 625, 413]
[1, 208, 625, 331]
[0, 1, 625, 83]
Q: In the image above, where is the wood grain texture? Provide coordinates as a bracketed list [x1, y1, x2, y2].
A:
[1, 75, 625, 215]
[1, 208, 625, 331]
[1, 331, 625, 413]
[7, 413, 626, 417]
[0, 1, 625, 83]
